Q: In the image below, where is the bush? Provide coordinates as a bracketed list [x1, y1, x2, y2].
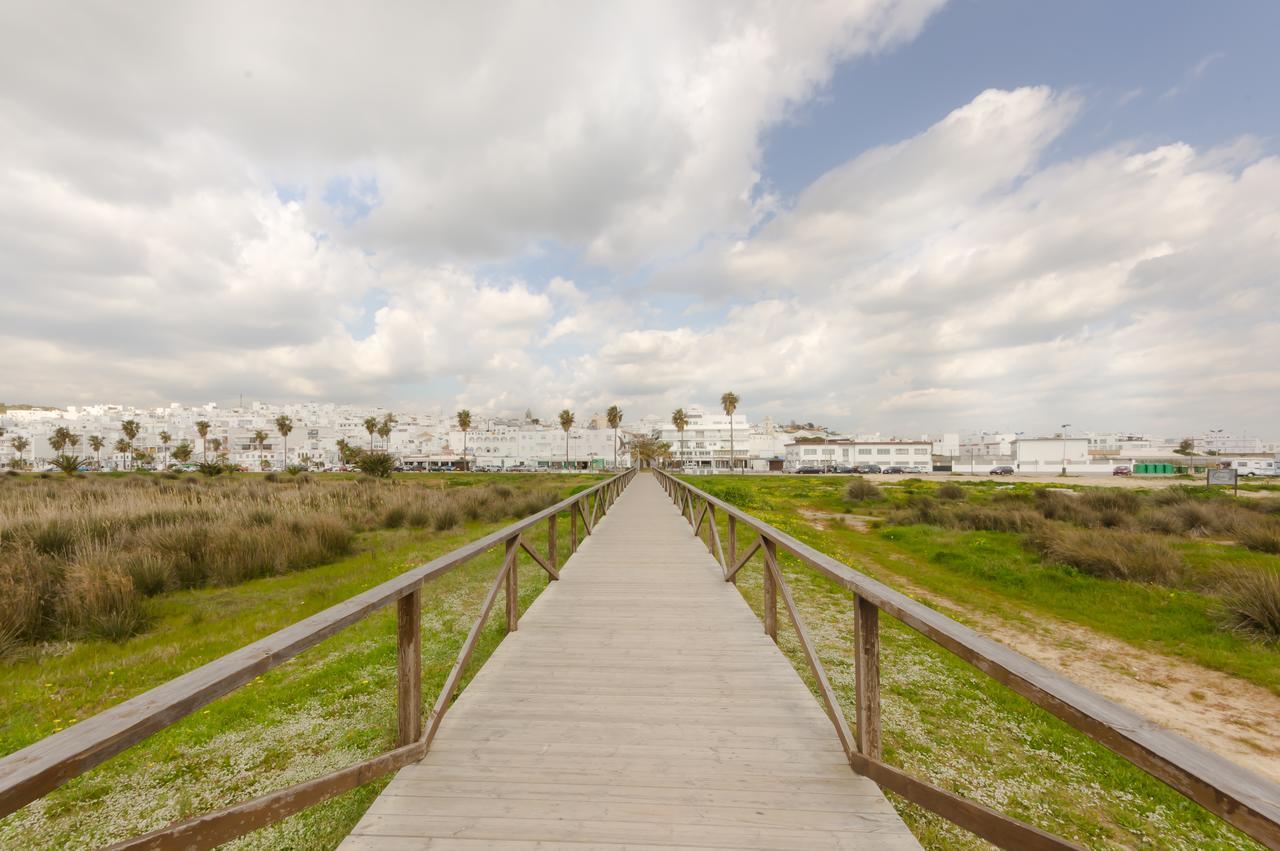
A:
[1215, 569, 1280, 642]
[1238, 523, 1280, 555]
[1031, 527, 1186, 586]
[1034, 491, 1101, 527]
[196, 461, 226, 477]
[952, 506, 1044, 533]
[844, 478, 882, 502]
[936, 483, 965, 501]
[1080, 489, 1141, 515]
[59, 557, 146, 641]
[354, 450, 396, 478]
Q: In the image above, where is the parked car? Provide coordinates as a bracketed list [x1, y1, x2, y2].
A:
[832, 464, 854, 474]
[795, 466, 822, 474]
[1112, 466, 1132, 477]
[882, 466, 907, 474]
[989, 466, 1015, 476]
[853, 464, 882, 474]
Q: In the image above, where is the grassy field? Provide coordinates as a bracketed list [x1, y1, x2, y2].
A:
[681, 473, 1277, 849]
[0, 472, 605, 849]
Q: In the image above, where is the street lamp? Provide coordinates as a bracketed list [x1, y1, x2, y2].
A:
[1060, 424, 1072, 475]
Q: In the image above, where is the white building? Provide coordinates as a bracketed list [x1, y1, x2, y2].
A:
[1012, 437, 1092, 473]
[783, 438, 933, 471]
[658, 407, 750, 471]
[1196, 431, 1267, 455]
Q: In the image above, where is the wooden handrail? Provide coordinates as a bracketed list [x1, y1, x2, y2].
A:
[654, 469, 1280, 850]
[0, 469, 636, 830]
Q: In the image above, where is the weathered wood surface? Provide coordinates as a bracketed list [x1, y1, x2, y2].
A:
[342, 475, 920, 850]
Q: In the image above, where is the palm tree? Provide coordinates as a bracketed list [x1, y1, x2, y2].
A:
[252, 429, 270, 469]
[210, 437, 225, 461]
[377, 413, 396, 451]
[49, 426, 72, 452]
[195, 420, 211, 461]
[606, 405, 623, 469]
[671, 408, 688, 470]
[559, 409, 575, 469]
[158, 430, 172, 468]
[275, 415, 293, 466]
[88, 435, 104, 469]
[113, 437, 130, 469]
[171, 441, 194, 464]
[67, 433, 81, 451]
[121, 419, 141, 468]
[456, 409, 472, 470]
[9, 435, 30, 469]
[720, 391, 740, 474]
[363, 416, 379, 452]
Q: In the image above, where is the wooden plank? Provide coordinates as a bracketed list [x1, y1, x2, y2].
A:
[855, 594, 881, 760]
[725, 537, 760, 582]
[766, 558, 855, 760]
[519, 535, 558, 581]
[396, 589, 422, 746]
[654, 471, 1280, 849]
[505, 536, 519, 633]
[0, 470, 634, 820]
[762, 537, 778, 642]
[547, 514, 557, 574]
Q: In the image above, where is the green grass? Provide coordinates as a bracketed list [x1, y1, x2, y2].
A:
[0, 476, 598, 849]
[681, 474, 1271, 848]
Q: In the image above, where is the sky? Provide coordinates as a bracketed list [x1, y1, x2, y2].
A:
[1, 1, 1277, 437]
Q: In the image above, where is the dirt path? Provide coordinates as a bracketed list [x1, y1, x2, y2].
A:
[848, 552, 1280, 784]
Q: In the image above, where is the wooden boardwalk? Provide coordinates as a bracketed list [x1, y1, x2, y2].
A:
[342, 474, 920, 850]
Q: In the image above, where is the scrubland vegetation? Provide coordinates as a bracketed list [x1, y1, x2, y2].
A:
[0, 472, 559, 652]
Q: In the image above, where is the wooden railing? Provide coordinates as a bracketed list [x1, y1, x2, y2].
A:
[0, 468, 637, 850]
[655, 469, 1280, 851]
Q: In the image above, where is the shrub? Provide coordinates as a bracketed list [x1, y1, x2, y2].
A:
[844, 478, 882, 502]
[936, 483, 965, 501]
[383, 506, 408, 528]
[431, 505, 461, 531]
[264, 472, 281, 483]
[952, 506, 1044, 533]
[355, 451, 396, 478]
[1034, 491, 1100, 527]
[1080, 489, 1141, 515]
[285, 465, 307, 476]
[59, 557, 145, 641]
[1238, 523, 1280, 555]
[1215, 569, 1280, 642]
[1031, 527, 1186, 586]
[196, 461, 226, 477]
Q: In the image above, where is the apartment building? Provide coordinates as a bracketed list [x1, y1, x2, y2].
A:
[783, 438, 934, 470]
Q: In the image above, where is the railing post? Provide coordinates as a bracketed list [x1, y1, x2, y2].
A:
[762, 538, 778, 642]
[396, 587, 422, 746]
[505, 536, 519, 633]
[570, 504, 578, 552]
[547, 513, 557, 574]
[728, 515, 737, 569]
[855, 595, 882, 759]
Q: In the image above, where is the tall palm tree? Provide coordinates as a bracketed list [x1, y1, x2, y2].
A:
[195, 420, 211, 461]
[377, 413, 396, 451]
[88, 435, 105, 469]
[158, 430, 172, 468]
[559, 409, 575, 469]
[210, 437, 225, 461]
[252, 429, 270, 469]
[720, 391, 740, 474]
[606, 405, 623, 469]
[49, 426, 72, 452]
[67, 433, 81, 451]
[113, 437, 130, 469]
[121, 419, 141, 468]
[9, 435, 30, 469]
[456, 409, 472, 470]
[363, 416, 379, 452]
[275, 415, 293, 466]
[671, 408, 688, 470]
[171, 441, 193, 464]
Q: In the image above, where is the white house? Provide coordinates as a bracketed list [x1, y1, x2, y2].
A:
[1012, 437, 1092, 473]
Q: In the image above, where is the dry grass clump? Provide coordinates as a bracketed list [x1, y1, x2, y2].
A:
[844, 478, 882, 502]
[935, 483, 966, 501]
[1237, 523, 1280, 555]
[0, 475, 559, 647]
[1215, 569, 1280, 642]
[1030, 526, 1187, 586]
[889, 499, 1042, 533]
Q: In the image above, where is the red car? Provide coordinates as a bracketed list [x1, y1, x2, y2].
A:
[1112, 466, 1132, 476]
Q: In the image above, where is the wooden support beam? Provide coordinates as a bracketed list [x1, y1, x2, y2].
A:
[766, 558, 854, 759]
[727, 515, 737, 571]
[570, 504, 578, 552]
[505, 537, 519, 633]
[762, 538, 778, 642]
[855, 595, 881, 760]
[547, 514, 557, 574]
[395, 589, 422, 747]
[692, 502, 707, 536]
[577, 498, 594, 535]
[708, 504, 728, 571]
[519, 535, 558, 581]
[725, 537, 760, 583]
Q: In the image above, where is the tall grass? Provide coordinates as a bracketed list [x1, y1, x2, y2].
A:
[1029, 526, 1188, 586]
[1215, 569, 1280, 642]
[0, 475, 558, 648]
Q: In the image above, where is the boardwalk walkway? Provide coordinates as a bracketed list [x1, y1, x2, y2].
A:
[342, 474, 920, 850]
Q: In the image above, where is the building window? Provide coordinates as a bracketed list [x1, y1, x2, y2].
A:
[803, 448, 816, 456]
[914, 448, 929, 455]
[858, 448, 872, 456]
[877, 449, 890, 455]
